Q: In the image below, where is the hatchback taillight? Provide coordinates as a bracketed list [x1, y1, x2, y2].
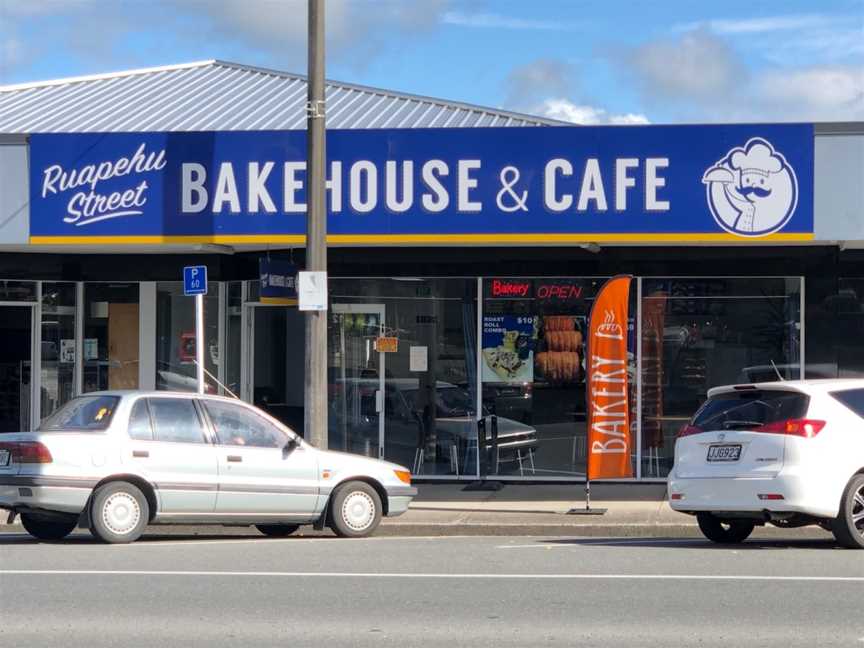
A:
[677, 424, 703, 438]
[13, 442, 53, 463]
[754, 418, 826, 438]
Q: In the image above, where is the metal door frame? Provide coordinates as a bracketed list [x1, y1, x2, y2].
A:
[332, 303, 386, 458]
[241, 301, 288, 404]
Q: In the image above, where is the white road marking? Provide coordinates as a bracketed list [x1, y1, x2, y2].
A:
[0, 570, 861, 582]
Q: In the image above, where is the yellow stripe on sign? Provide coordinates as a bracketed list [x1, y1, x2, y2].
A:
[260, 297, 298, 305]
[28, 232, 815, 245]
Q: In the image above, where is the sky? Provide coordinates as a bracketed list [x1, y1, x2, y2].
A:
[1, 0, 862, 124]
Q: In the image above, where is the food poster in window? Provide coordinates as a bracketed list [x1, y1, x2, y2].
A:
[482, 315, 536, 383]
[534, 315, 586, 385]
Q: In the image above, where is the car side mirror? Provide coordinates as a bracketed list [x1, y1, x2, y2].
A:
[282, 437, 300, 457]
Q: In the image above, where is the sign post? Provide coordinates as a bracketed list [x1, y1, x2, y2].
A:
[183, 265, 208, 394]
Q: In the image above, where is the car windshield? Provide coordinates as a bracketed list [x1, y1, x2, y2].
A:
[690, 390, 809, 432]
[39, 395, 120, 431]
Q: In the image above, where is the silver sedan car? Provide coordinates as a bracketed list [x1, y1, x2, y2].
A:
[0, 391, 416, 543]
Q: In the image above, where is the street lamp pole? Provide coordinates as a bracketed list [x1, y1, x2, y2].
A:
[304, 0, 328, 449]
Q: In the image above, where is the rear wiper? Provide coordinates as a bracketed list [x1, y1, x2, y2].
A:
[721, 420, 764, 430]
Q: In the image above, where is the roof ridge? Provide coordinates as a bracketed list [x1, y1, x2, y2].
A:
[1, 59, 563, 126]
[0, 60, 217, 93]
[210, 60, 564, 125]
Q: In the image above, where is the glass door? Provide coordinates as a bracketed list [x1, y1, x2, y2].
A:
[329, 304, 386, 459]
[243, 304, 306, 436]
[0, 304, 35, 432]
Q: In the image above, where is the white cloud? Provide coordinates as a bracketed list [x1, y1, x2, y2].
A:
[624, 28, 745, 102]
[675, 14, 847, 35]
[442, 11, 574, 31]
[504, 59, 574, 107]
[0, 0, 452, 79]
[540, 98, 649, 125]
[757, 66, 864, 119]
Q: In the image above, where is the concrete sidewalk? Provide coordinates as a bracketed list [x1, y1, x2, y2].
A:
[379, 481, 699, 536]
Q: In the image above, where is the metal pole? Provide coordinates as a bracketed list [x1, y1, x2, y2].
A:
[195, 293, 205, 394]
[304, 0, 328, 449]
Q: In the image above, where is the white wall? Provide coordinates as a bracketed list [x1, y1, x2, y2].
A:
[0, 143, 28, 244]
[815, 134, 864, 242]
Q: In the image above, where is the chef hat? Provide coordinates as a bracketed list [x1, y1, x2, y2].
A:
[730, 141, 783, 174]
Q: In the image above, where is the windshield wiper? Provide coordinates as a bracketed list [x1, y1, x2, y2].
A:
[721, 420, 764, 430]
[700, 400, 770, 427]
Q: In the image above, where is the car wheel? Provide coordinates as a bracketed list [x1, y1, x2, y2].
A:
[89, 481, 149, 544]
[830, 474, 864, 549]
[20, 513, 77, 541]
[696, 512, 755, 544]
[255, 524, 300, 537]
[329, 481, 382, 538]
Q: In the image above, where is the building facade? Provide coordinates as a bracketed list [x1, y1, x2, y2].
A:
[1, 61, 863, 482]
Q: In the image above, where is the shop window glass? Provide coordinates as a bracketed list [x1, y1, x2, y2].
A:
[806, 278, 864, 380]
[480, 277, 629, 479]
[0, 280, 36, 302]
[327, 278, 478, 476]
[41, 283, 76, 421]
[155, 283, 219, 393]
[640, 277, 801, 478]
[83, 283, 140, 393]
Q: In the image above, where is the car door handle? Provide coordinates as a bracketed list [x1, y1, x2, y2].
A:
[132, 450, 149, 458]
[227, 455, 243, 463]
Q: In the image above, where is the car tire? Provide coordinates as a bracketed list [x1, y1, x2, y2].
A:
[256, 524, 300, 537]
[89, 481, 149, 544]
[830, 474, 864, 549]
[329, 481, 382, 538]
[696, 513, 755, 544]
[20, 513, 77, 541]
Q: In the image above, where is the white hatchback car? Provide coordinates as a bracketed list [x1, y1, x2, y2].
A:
[669, 380, 864, 548]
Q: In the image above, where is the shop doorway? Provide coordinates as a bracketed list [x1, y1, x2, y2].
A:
[243, 304, 307, 435]
[0, 305, 35, 432]
[329, 304, 387, 460]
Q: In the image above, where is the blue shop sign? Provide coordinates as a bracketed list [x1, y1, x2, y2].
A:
[28, 124, 814, 245]
[259, 258, 298, 304]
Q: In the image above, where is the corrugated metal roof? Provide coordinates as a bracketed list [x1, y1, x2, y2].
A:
[0, 60, 560, 133]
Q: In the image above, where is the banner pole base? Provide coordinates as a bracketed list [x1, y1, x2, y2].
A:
[565, 507, 607, 515]
[565, 478, 607, 515]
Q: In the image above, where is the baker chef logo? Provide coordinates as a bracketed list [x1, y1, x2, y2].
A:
[702, 137, 798, 237]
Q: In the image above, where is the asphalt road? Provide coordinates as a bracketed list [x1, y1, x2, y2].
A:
[0, 530, 862, 647]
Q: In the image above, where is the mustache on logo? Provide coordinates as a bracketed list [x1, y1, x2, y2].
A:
[739, 185, 772, 199]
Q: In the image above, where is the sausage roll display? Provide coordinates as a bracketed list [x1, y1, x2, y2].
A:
[534, 315, 585, 383]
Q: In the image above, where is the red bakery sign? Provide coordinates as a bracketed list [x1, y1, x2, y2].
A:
[488, 279, 532, 298]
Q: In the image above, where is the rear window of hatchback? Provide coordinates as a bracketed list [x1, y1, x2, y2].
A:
[689, 389, 809, 432]
[39, 395, 120, 431]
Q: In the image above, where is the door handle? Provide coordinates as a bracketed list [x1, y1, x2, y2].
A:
[227, 455, 243, 463]
[132, 450, 149, 458]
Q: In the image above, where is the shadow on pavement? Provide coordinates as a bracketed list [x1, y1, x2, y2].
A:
[541, 537, 841, 550]
[0, 530, 338, 545]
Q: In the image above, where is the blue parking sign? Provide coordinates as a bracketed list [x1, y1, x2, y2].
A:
[183, 265, 207, 296]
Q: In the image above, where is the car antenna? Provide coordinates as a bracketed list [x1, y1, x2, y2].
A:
[770, 360, 786, 381]
[194, 360, 241, 398]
